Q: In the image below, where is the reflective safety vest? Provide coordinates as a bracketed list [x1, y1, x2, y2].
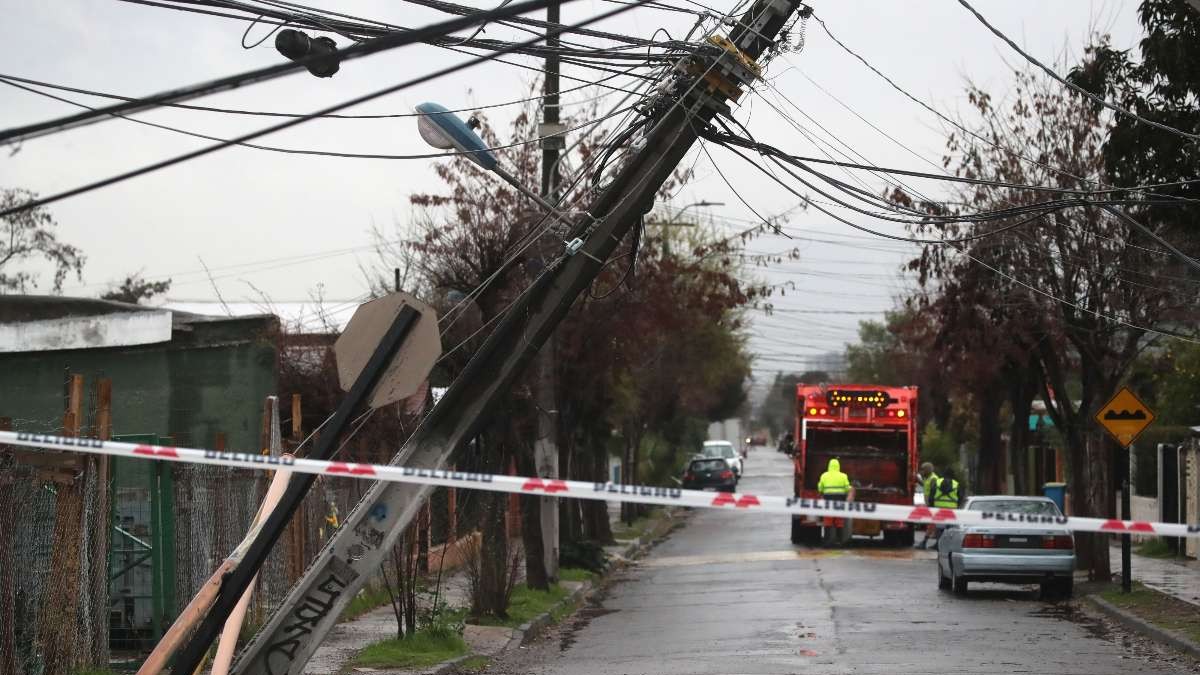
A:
[932, 477, 959, 508]
[818, 459, 852, 495]
[923, 472, 940, 502]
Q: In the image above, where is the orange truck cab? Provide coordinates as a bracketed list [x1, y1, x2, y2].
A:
[791, 384, 919, 546]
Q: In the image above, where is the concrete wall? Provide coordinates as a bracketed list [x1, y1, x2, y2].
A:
[0, 316, 278, 451]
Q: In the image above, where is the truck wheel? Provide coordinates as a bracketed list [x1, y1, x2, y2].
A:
[899, 527, 915, 547]
[790, 516, 803, 544]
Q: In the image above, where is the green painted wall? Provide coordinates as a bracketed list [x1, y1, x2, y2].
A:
[0, 316, 278, 451]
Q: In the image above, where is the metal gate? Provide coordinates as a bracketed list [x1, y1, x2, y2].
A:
[109, 434, 176, 650]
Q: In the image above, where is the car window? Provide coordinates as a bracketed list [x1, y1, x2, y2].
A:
[968, 500, 1061, 516]
[702, 444, 733, 458]
[690, 459, 726, 472]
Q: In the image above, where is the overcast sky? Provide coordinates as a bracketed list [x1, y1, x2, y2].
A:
[0, 0, 1142, 393]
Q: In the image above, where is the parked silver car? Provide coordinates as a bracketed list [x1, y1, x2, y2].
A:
[701, 440, 743, 477]
[936, 496, 1075, 598]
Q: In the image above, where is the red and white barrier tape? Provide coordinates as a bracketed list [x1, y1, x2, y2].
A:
[3, 430, 1198, 538]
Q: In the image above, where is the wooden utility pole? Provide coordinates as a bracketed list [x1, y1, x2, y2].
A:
[535, 0, 565, 584]
[230, 4, 804, 670]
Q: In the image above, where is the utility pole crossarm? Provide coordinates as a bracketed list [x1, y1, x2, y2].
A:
[231, 2, 803, 672]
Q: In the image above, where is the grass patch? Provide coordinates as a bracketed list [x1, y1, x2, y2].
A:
[559, 567, 597, 583]
[455, 655, 491, 672]
[73, 670, 121, 675]
[350, 630, 468, 670]
[340, 584, 394, 623]
[474, 583, 571, 628]
[1135, 538, 1178, 559]
[612, 508, 660, 540]
[1099, 582, 1200, 644]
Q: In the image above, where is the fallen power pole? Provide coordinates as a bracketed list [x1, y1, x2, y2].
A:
[229, 2, 804, 672]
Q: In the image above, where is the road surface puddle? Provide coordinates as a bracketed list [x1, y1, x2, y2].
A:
[1029, 603, 1112, 641]
[559, 604, 620, 652]
[640, 549, 845, 567]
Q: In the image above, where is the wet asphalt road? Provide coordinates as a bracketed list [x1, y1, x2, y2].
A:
[488, 449, 1200, 675]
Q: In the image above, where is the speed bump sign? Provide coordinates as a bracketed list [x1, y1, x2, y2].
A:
[1095, 386, 1155, 448]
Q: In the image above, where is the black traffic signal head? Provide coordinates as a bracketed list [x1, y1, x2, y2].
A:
[275, 29, 340, 78]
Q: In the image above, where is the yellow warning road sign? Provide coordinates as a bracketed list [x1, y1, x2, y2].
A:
[1095, 387, 1155, 448]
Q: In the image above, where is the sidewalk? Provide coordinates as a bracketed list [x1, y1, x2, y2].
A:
[1111, 543, 1200, 607]
[306, 500, 671, 674]
[304, 567, 474, 675]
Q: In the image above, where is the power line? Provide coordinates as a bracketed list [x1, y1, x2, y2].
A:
[0, 69, 633, 120]
[0, 0, 586, 145]
[810, 10, 1200, 273]
[957, 0, 1200, 143]
[1, 76, 637, 162]
[0, 0, 648, 218]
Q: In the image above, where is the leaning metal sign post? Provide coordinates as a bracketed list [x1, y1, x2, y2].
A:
[1095, 385, 1157, 593]
[170, 292, 440, 674]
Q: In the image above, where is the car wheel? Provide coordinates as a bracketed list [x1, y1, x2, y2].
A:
[951, 562, 968, 596]
[937, 558, 950, 590]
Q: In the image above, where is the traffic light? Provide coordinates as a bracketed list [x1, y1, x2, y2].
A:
[275, 29, 340, 78]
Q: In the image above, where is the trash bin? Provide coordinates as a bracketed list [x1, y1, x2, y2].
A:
[1043, 482, 1067, 513]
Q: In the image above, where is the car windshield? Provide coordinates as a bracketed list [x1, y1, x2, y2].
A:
[968, 500, 1061, 516]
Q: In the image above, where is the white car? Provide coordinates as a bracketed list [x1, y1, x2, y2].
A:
[701, 440, 743, 477]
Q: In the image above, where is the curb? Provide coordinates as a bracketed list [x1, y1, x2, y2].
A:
[504, 507, 680, 650]
[426, 508, 680, 673]
[427, 653, 476, 675]
[511, 579, 594, 647]
[1086, 595, 1200, 659]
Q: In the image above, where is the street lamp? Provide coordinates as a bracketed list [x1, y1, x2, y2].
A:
[415, 102, 576, 233]
[653, 200, 726, 227]
[652, 201, 724, 256]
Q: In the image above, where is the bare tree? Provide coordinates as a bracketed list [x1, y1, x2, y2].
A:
[0, 188, 84, 293]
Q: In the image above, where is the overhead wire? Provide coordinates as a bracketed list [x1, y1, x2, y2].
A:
[809, 10, 1200, 272]
[0, 70, 635, 120]
[0, 0, 623, 145]
[0, 0, 651, 218]
[956, 0, 1200, 143]
[1, 76, 640, 162]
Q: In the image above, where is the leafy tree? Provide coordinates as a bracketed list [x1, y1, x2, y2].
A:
[101, 273, 171, 304]
[902, 50, 1197, 579]
[0, 188, 84, 292]
[1068, 3, 1200, 235]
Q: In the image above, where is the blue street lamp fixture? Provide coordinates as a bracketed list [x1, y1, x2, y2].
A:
[416, 102, 575, 232]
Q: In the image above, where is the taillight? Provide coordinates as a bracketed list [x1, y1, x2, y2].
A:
[684, 472, 693, 481]
[963, 534, 997, 548]
[721, 470, 734, 479]
[1043, 535, 1073, 549]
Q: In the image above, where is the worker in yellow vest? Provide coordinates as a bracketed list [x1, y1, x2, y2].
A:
[818, 458, 854, 546]
[927, 468, 964, 550]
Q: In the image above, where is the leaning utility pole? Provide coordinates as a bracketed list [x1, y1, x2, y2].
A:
[535, 0, 565, 583]
[230, 2, 803, 671]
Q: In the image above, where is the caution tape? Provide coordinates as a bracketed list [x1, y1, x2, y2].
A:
[3, 430, 1198, 538]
